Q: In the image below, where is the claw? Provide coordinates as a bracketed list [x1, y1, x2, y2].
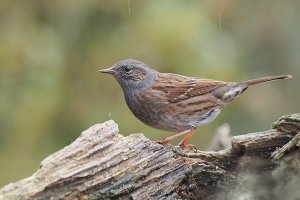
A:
[157, 139, 169, 145]
[179, 143, 198, 152]
[191, 145, 198, 153]
[177, 129, 197, 152]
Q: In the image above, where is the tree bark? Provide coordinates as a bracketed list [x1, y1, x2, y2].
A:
[0, 114, 299, 200]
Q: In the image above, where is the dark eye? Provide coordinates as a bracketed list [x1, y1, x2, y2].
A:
[123, 66, 133, 73]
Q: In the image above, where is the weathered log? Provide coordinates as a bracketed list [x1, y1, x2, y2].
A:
[0, 114, 299, 200]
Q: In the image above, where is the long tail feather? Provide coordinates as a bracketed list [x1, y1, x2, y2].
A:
[243, 75, 292, 86]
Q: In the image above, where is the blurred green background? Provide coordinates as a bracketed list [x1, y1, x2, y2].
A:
[0, 0, 299, 186]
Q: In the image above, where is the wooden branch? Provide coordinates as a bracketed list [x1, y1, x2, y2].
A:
[0, 114, 299, 200]
[272, 131, 300, 160]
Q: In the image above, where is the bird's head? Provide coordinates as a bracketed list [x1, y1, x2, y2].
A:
[100, 59, 157, 92]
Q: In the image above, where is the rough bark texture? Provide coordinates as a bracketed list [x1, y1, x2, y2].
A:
[0, 114, 299, 200]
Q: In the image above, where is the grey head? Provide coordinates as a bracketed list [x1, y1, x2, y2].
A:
[100, 59, 157, 93]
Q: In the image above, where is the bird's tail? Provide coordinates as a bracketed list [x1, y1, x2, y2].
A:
[243, 75, 292, 86]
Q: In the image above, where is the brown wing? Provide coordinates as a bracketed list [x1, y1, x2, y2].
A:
[151, 73, 227, 103]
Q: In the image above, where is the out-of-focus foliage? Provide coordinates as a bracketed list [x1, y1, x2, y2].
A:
[0, 0, 299, 186]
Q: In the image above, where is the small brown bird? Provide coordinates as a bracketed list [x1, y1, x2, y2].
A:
[100, 59, 291, 149]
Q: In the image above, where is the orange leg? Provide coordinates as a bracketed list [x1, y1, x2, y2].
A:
[158, 129, 191, 144]
[158, 128, 198, 151]
[178, 128, 197, 150]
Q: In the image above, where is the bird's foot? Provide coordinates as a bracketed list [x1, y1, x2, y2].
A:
[157, 139, 169, 145]
[156, 140, 197, 155]
[179, 143, 198, 152]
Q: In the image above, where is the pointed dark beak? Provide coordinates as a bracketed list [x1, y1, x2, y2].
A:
[99, 67, 115, 74]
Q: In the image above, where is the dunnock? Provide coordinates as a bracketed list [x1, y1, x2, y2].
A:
[100, 59, 291, 149]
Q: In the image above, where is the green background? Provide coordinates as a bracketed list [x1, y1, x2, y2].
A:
[0, 0, 299, 186]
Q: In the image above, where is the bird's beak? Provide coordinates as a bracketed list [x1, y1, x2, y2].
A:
[99, 67, 115, 74]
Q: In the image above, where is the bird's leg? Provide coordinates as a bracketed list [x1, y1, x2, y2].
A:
[158, 129, 191, 144]
[178, 128, 197, 151]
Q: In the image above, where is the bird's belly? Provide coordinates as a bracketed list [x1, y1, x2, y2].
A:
[125, 94, 179, 131]
[126, 93, 221, 132]
[148, 108, 221, 132]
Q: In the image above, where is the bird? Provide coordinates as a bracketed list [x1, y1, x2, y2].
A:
[100, 59, 291, 150]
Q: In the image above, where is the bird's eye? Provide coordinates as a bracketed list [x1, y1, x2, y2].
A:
[124, 66, 132, 73]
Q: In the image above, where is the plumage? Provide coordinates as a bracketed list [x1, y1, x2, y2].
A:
[100, 59, 291, 149]
[153, 73, 226, 103]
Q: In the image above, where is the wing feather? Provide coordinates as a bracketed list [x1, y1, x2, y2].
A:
[152, 73, 227, 103]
